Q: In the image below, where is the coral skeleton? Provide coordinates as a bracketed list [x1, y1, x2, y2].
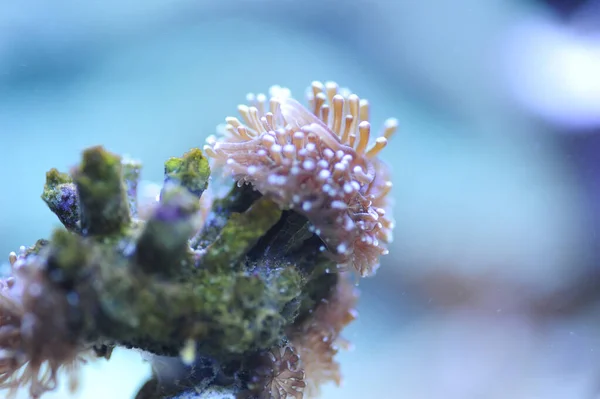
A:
[0, 80, 395, 399]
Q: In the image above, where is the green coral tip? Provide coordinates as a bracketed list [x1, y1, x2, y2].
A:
[164, 148, 210, 198]
[45, 168, 72, 187]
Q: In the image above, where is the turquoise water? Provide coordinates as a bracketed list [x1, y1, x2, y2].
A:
[0, 4, 594, 398]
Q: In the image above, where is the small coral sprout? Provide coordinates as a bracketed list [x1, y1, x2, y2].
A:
[205, 81, 396, 277]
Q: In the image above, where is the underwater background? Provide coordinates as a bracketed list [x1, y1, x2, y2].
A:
[1, 0, 600, 398]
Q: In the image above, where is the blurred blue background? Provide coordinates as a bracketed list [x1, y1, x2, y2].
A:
[2, 0, 600, 398]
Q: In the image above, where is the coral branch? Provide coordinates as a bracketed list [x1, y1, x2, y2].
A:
[72, 146, 131, 236]
[202, 196, 282, 273]
[163, 148, 210, 199]
[41, 169, 80, 232]
[191, 184, 261, 250]
[135, 185, 201, 276]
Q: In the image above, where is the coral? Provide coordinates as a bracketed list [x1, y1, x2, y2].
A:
[0, 80, 394, 399]
[204, 81, 396, 277]
[41, 169, 80, 232]
[289, 277, 359, 398]
[0, 248, 90, 399]
[240, 345, 305, 399]
[72, 146, 132, 236]
[163, 149, 210, 199]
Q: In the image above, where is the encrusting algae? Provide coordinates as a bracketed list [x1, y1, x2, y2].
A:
[0, 81, 396, 399]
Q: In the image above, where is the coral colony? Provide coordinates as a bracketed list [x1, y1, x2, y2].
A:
[0, 81, 397, 399]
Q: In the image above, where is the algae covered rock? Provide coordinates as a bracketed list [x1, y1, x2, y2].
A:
[0, 80, 396, 399]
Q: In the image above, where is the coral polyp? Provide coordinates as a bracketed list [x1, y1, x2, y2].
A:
[204, 81, 396, 277]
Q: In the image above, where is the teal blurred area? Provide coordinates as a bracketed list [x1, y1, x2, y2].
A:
[1, 1, 599, 398]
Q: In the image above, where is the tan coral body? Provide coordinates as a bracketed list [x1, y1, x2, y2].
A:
[204, 81, 397, 277]
[291, 277, 359, 398]
[0, 249, 86, 399]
